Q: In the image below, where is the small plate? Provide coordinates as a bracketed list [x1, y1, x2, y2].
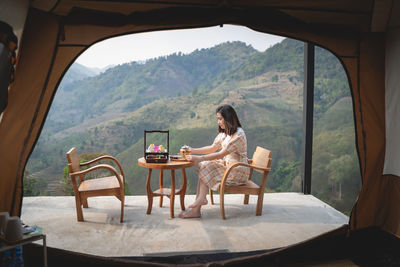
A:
[170, 155, 186, 161]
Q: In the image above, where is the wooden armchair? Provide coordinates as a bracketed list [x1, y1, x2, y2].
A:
[66, 147, 125, 222]
[209, 146, 272, 219]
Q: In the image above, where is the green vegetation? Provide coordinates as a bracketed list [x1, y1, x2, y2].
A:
[25, 38, 361, 214]
[23, 171, 47, 196]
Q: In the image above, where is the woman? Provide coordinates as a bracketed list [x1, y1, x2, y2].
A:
[179, 104, 249, 218]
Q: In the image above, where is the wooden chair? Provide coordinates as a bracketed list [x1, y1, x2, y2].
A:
[209, 146, 272, 219]
[66, 147, 125, 222]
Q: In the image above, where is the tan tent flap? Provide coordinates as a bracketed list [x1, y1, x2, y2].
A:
[376, 175, 400, 233]
[349, 33, 387, 229]
[0, 9, 60, 215]
[383, 28, 400, 176]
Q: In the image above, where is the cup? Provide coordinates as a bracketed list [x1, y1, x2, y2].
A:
[179, 148, 186, 160]
[5, 216, 23, 241]
[180, 145, 191, 160]
[0, 211, 9, 235]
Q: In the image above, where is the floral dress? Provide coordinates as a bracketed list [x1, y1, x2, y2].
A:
[197, 127, 250, 190]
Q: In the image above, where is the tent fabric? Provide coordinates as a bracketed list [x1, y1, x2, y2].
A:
[383, 28, 400, 177]
[1, 0, 400, 241]
[0, 10, 60, 216]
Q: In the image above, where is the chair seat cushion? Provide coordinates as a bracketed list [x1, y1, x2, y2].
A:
[222, 180, 260, 194]
[78, 176, 121, 192]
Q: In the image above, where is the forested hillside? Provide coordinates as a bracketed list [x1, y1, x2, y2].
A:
[59, 62, 103, 87]
[25, 38, 360, 214]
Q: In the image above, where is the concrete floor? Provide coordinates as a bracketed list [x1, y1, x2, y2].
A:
[21, 193, 348, 257]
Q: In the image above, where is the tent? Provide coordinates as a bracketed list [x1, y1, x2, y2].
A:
[1, 0, 399, 264]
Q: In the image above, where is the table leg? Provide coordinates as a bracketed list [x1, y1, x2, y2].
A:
[43, 235, 47, 267]
[159, 170, 164, 207]
[170, 169, 175, 218]
[146, 169, 153, 214]
[180, 168, 187, 211]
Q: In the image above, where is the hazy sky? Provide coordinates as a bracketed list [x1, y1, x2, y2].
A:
[76, 25, 285, 69]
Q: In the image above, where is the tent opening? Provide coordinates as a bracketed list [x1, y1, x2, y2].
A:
[22, 25, 354, 256]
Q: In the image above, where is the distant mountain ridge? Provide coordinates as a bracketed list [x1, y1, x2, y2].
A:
[59, 63, 101, 86]
[44, 39, 346, 139]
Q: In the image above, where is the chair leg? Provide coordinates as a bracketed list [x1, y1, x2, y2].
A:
[159, 170, 164, 207]
[82, 197, 89, 208]
[209, 189, 214, 205]
[256, 191, 264, 216]
[120, 195, 125, 223]
[220, 191, 226, 220]
[244, 194, 249, 204]
[75, 195, 84, 222]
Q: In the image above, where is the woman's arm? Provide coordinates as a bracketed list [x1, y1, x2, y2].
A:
[188, 132, 222, 154]
[187, 146, 229, 162]
[190, 144, 218, 154]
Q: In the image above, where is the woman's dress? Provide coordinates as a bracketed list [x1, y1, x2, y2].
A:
[197, 127, 250, 190]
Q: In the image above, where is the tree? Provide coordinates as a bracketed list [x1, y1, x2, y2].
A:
[62, 164, 74, 196]
[23, 171, 47, 196]
[269, 160, 300, 192]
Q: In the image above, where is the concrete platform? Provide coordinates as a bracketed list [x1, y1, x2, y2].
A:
[21, 193, 348, 257]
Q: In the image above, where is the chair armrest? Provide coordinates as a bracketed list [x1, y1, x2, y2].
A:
[80, 155, 125, 177]
[225, 162, 270, 175]
[70, 164, 124, 188]
[220, 162, 271, 189]
[220, 162, 252, 188]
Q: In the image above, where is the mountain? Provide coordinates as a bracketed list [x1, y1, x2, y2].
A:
[25, 38, 360, 215]
[59, 62, 101, 86]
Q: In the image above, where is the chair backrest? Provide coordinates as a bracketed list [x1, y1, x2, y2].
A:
[66, 147, 83, 191]
[66, 147, 81, 173]
[251, 146, 272, 173]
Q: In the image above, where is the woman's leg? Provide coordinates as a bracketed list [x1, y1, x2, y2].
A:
[179, 179, 208, 218]
[189, 179, 208, 208]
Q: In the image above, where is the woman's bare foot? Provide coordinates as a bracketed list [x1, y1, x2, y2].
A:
[179, 208, 201, 219]
[188, 198, 208, 208]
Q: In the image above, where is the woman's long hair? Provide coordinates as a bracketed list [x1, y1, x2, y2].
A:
[216, 104, 242, 136]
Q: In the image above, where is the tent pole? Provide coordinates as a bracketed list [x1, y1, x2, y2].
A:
[301, 42, 314, 195]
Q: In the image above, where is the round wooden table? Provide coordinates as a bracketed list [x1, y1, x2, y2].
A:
[137, 157, 195, 218]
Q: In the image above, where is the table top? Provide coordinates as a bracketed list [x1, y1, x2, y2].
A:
[0, 234, 45, 252]
[138, 157, 195, 170]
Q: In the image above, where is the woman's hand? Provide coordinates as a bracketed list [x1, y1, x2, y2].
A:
[186, 154, 201, 162]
